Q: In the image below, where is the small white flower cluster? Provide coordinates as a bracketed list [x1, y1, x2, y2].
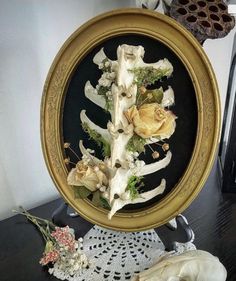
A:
[93, 165, 107, 192]
[125, 151, 139, 166]
[98, 72, 116, 88]
[120, 190, 131, 200]
[82, 153, 92, 165]
[128, 159, 145, 170]
[125, 151, 145, 171]
[96, 183, 106, 192]
[102, 190, 109, 200]
[105, 90, 112, 100]
[86, 148, 95, 154]
[98, 59, 111, 70]
[48, 237, 90, 280]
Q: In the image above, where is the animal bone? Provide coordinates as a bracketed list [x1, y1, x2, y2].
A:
[132, 250, 227, 281]
[161, 86, 175, 108]
[84, 81, 107, 110]
[108, 123, 134, 168]
[80, 110, 111, 142]
[107, 79, 136, 169]
[108, 167, 133, 203]
[112, 83, 137, 126]
[93, 47, 108, 65]
[108, 179, 166, 219]
[138, 151, 172, 176]
[116, 44, 173, 90]
[79, 140, 102, 166]
[71, 45, 176, 219]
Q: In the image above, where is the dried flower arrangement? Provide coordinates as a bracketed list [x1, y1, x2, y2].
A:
[13, 207, 89, 279]
[65, 44, 177, 219]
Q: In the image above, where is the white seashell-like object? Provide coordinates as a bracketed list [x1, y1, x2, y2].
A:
[131, 250, 227, 281]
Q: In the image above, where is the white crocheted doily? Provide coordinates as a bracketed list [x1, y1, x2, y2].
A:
[50, 225, 196, 281]
[82, 226, 165, 281]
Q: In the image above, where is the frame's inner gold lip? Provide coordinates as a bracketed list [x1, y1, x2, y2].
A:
[41, 8, 220, 231]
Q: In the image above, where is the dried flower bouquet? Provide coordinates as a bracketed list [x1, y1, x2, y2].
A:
[13, 207, 89, 279]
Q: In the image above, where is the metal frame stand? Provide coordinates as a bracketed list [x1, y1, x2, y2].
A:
[52, 201, 194, 251]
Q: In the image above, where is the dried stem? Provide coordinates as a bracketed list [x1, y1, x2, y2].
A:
[13, 207, 56, 242]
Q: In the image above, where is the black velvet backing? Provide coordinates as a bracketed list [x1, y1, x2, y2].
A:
[63, 34, 197, 211]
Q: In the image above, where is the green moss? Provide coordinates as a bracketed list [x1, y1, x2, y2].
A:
[73, 186, 111, 209]
[126, 134, 146, 153]
[137, 87, 164, 107]
[126, 175, 144, 200]
[130, 66, 172, 87]
[92, 190, 101, 207]
[97, 85, 113, 111]
[73, 186, 91, 199]
[100, 197, 111, 210]
[101, 58, 112, 72]
[93, 190, 111, 210]
[82, 122, 111, 157]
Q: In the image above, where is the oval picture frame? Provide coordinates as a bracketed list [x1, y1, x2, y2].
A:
[41, 9, 220, 231]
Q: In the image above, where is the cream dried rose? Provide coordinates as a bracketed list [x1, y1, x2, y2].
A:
[67, 161, 108, 192]
[124, 103, 176, 139]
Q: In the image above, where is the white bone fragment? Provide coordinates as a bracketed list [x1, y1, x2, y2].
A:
[80, 110, 110, 142]
[79, 140, 102, 166]
[111, 133, 134, 167]
[84, 81, 106, 109]
[132, 250, 227, 281]
[93, 48, 118, 72]
[116, 44, 173, 90]
[108, 179, 166, 219]
[93, 48, 107, 65]
[139, 57, 173, 74]
[112, 83, 137, 126]
[117, 46, 136, 90]
[107, 121, 134, 167]
[108, 83, 136, 167]
[161, 86, 175, 108]
[138, 151, 172, 176]
[108, 168, 132, 203]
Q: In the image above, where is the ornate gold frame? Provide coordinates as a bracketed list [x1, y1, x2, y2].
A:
[41, 9, 220, 231]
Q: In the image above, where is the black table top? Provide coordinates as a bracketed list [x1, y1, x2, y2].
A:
[0, 159, 236, 281]
[0, 200, 60, 281]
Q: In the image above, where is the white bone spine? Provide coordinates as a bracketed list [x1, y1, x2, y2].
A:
[78, 45, 174, 219]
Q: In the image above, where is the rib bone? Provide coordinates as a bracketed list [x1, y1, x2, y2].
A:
[84, 81, 107, 110]
[80, 110, 110, 142]
[138, 151, 172, 176]
[108, 179, 166, 219]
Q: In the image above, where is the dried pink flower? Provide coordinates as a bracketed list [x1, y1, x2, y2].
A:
[39, 250, 59, 266]
[51, 226, 76, 251]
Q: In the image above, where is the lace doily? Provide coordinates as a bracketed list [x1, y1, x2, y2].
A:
[50, 225, 196, 281]
[82, 226, 165, 281]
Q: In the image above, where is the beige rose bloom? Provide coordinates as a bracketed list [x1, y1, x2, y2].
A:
[67, 161, 108, 192]
[124, 103, 176, 139]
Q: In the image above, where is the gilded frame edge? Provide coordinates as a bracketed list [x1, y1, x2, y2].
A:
[41, 8, 221, 231]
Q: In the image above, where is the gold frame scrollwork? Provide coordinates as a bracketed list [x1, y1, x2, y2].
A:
[41, 9, 220, 231]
